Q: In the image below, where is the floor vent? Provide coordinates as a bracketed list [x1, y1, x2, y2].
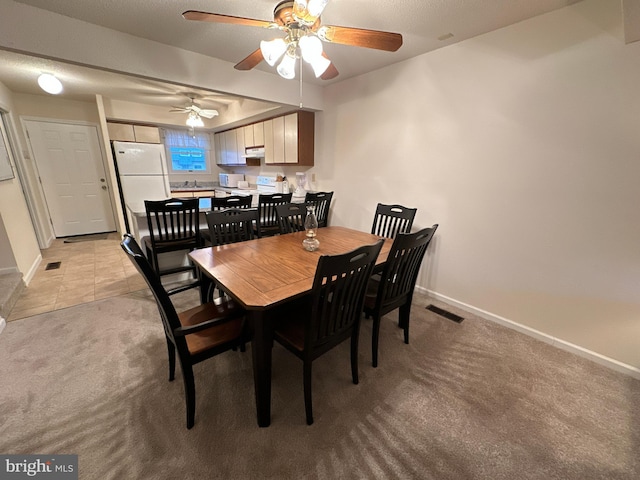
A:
[426, 304, 464, 324]
[45, 262, 62, 270]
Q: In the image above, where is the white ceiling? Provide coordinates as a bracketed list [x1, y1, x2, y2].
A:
[0, 0, 590, 110]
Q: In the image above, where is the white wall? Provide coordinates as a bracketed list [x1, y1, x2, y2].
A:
[321, 0, 640, 370]
[0, 83, 41, 281]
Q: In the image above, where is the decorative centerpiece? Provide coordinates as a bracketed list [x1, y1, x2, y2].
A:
[302, 205, 320, 251]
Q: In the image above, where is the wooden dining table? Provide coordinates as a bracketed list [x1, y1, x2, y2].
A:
[189, 226, 392, 427]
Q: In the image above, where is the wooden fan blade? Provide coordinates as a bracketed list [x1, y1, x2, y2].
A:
[319, 25, 403, 52]
[320, 53, 339, 80]
[182, 10, 272, 28]
[234, 49, 264, 71]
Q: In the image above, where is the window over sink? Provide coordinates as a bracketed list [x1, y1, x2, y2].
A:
[163, 128, 212, 174]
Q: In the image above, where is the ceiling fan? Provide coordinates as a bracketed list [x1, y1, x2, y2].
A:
[170, 96, 219, 127]
[183, 0, 403, 80]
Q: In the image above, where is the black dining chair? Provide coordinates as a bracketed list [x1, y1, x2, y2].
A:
[205, 208, 260, 246]
[304, 191, 333, 228]
[201, 195, 253, 245]
[363, 225, 438, 367]
[257, 193, 293, 237]
[121, 234, 247, 429]
[276, 203, 307, 234]
[273, 239, 384, 425]
[143, 198, 201, 289]
[371, 203, 417, 239]
[210, 195, 253, 211]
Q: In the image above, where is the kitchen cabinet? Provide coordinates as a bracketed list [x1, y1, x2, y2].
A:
[215, 128, 260, 167]
[264, 111, 314, 166]
[215, 110, 312, 167]
[107, 122, 161, 143]
[243, 122, 264, 148]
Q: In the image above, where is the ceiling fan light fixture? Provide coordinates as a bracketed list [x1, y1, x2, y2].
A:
[277, 51, 297, 79]
[308, 54, 331, 77]
[260, 38, 288, 66]
[186, 111, 204, 127]
[293, 0, 328, 25]
[299, 34, 323, 62]
[37, 73, 63, 95]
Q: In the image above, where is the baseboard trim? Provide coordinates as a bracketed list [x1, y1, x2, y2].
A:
[418, 287, 640, 381]
[22, 253, 42, 286]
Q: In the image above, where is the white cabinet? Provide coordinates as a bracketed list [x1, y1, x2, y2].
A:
[264, 111, 314, 166]
[107, 122, 160, 143]
[215, 111, 313, 166]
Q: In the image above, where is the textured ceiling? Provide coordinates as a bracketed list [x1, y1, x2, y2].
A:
[0, 0, 586, 108]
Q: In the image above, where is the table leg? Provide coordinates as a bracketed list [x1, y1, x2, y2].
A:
[250, 310, 272, 427]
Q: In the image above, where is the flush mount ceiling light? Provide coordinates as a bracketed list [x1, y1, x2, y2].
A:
[37, 73, 63, 95]
[182, 0, 403, 81]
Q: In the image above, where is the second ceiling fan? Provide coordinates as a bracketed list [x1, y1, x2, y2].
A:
[183, 0, 403, 80]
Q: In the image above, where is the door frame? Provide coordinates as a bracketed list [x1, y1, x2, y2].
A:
[20, 116, 118, 246]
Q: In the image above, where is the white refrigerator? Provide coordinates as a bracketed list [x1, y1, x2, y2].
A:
[113, 141, 171, 233]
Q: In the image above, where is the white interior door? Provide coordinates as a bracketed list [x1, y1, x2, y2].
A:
[25, 120, 116, 237]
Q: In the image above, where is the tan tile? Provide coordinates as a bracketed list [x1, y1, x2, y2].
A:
[11, 290, 59, 310]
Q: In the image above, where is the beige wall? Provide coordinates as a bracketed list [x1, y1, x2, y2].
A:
[321, 0, 640, 371]
[0, 83, 41, 281]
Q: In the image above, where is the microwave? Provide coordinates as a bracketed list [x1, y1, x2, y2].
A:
[219, 173, 245, 188]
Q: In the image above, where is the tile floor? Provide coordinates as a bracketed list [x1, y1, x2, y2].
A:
[7, 233, 148, 321]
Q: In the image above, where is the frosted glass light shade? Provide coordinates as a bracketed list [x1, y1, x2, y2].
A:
[299, 35, 323, 63]
[37, 73, 63, 95]
[277, 53, 297, 79]
[308, 55, 331, 77]
[260, 38, 287, 66]
[307, 0, 329, 18]
[186, 112, 204, 127]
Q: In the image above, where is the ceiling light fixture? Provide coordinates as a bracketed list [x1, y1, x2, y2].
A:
[259, 0, 331, 80]
[37, 73, 63, 95]
[185, 111, 205, 128]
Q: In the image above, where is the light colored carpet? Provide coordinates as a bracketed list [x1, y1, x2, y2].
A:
[0, 290, 638, 479]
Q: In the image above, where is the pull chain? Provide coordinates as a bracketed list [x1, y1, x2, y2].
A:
[299, 56, 304, 108]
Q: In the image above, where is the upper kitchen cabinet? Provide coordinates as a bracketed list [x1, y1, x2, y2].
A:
[107, 122, 161, 143]
[264, 111, 314, 166]
[214, 129, 259, 167]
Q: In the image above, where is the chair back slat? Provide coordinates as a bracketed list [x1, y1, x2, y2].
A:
[304, 191, 334, 227]
[205, 208, 260, 246]
[371, 203, 417, 239]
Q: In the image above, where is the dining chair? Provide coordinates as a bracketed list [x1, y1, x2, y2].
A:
[257, 193, 293, 237]
[371, 203, 417, 239]
[143, 198, 201, 289]
[276, 203, 306, 234]
[205, 208, 260, 246]
[121, 234, 246, 429]
[210, 195, 253, 211]
[201, 195, 253, 245]
[304, 191, 333, 228]
[273, 239, 384, 425]
[363, 225, 438, 367]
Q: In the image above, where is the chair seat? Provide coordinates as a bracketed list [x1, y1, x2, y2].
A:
[273, 317, 305, 352]
[143, 234, 198, 252]
[180, 302, 245, 356]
